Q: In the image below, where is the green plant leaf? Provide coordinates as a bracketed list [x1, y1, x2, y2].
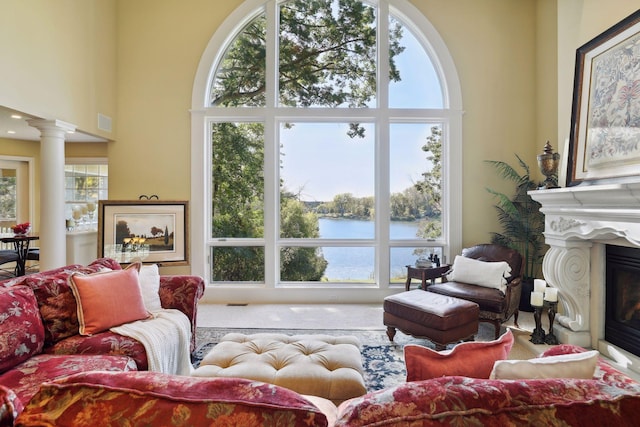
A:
[485, 155, 547, 280]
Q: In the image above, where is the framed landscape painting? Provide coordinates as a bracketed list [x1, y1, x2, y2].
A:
[98, 200, 189, 266]
[567, 9, 640, 186]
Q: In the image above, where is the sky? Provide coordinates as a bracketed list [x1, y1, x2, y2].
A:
[280, 27, 443, 202]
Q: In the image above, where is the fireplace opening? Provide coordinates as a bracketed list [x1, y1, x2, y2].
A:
[605, 245, 640, 357]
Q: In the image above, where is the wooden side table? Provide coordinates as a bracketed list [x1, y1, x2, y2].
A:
[405, 264, 451, 291]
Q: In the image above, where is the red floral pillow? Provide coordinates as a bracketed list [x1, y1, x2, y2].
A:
[0, 286, 45, 374]
[17, 372, 330, 427]
[23, 264, 115, 344]
[404, 329, 514, 381]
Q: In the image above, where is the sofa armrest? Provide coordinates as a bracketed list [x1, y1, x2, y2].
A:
[0, 385, 23, 427]
[159, 275, 205, 352]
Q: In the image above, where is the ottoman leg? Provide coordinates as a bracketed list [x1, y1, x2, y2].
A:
[386, 326, 397, 341]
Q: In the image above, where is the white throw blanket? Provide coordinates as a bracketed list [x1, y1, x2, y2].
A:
[111, 309, 194, 376]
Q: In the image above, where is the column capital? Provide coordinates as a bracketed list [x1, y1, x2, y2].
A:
[26, 119, 76, 137]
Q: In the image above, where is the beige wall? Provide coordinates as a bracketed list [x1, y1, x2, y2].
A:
[412, 0, 539, 246]
[0, 0, 117, 140]
[111, 0, 541, 248]
[1, 0, 638, 273]
[556, 1, 638, 186]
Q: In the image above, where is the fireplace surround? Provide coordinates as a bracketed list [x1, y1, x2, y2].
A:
[529, 182, 640, 377]
[605, 244, 640, 358]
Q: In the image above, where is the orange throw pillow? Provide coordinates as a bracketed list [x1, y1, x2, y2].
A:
[404, 329, 514, 381]
[69, 264, 149, 336]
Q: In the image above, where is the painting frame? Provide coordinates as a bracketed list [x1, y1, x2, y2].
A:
[98, 200, 189, 266]
[567, 9, 640, 187]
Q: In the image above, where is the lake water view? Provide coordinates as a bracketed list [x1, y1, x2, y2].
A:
[318, 217, 435, 281]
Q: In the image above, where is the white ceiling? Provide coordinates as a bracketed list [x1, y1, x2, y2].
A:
[0, 106, 108, 143]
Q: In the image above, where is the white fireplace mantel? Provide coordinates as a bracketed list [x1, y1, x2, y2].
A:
[530, 182, 640, 375]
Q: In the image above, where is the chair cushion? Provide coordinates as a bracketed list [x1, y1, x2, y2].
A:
[427, 281, 506, 313]
[384, 290, 479, 331]
[44, 330, 149, 371]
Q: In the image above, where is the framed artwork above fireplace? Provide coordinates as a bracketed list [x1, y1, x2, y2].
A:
[567, 9, 640, 187]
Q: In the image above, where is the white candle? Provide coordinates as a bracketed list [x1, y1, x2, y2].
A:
[534, 279, 547, 293]
[530, 291, 544, 307]
[544, 287, 558, 302]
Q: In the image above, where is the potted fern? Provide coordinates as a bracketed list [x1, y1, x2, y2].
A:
[485, 155, 546, 312]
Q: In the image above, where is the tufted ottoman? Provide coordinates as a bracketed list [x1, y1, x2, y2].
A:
[192, 333, 367, 405]
[384, 290, 479, 350]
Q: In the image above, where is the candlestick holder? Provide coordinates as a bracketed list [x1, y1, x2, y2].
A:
[530, 305, 546, 344]
[544, 301, 559, 345]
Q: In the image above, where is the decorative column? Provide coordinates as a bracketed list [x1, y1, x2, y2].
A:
[27, 119, 76, 271]
[542, 240, 592, 347]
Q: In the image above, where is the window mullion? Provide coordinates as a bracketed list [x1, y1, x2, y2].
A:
[264, 1, 278, 287]
[377, 0, 390, 109]
[265, 0, 278, 108]
[377, 2, 390, 288]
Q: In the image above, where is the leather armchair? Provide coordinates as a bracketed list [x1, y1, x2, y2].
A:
[426, 244, 523, 339]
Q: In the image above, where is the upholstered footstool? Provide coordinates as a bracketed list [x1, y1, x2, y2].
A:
[384, 290, 479, 350]
[192, 333, 367, 405]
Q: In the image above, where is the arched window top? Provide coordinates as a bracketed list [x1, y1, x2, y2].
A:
[190, 0, 463, 288]
[200, 0, 456, 110]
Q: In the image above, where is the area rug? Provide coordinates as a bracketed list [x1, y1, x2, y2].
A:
[192, 323, 531, 391]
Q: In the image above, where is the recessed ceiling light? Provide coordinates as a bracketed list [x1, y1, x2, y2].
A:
[7, 130, 16, 134]
[10, 114, 22, 119]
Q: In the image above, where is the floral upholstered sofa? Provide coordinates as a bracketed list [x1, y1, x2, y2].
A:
[11, 344, 640, 426]
[333, 344, 640, 426]
[0, 258, 205, 427]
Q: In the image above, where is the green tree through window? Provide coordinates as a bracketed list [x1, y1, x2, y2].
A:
[208, 0, 449, 285]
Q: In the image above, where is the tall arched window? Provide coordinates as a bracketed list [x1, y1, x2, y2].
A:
[191, 0, 462, 301]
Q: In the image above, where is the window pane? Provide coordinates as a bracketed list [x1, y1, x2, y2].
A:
[280, 122, 374, 239]
[278, 0, 377, 108]
[203, 1, 455, 288]
[280, 246, 327, 281]
[64, 162, 108, 227]
[390, 246, 443, 283]
[390, 124, 442, 239]
[281, 246, 374, 283]
[211, 122, 264, 238]
[389, 16, 443, 108]
[210, 14, 266, 107]
[0, 173, 16, 222]
[212, 246, 264, 282]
